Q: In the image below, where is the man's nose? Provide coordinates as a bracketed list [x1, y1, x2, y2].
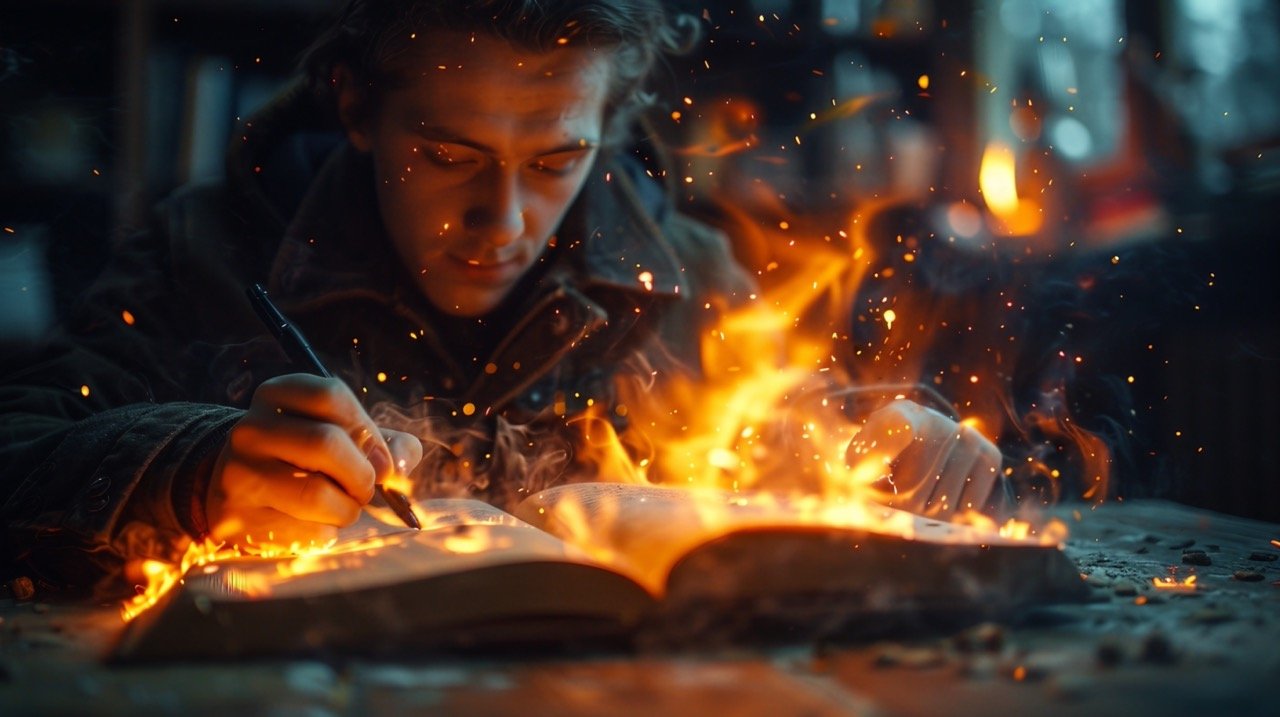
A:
[464, 164, 524, 247]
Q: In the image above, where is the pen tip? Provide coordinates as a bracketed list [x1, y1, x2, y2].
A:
[380, 486, 420, 530]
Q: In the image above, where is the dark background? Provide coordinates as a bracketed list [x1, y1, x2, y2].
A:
[2, 0, 1277, 520]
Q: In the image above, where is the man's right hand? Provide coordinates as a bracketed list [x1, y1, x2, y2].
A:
[206, 374, 423, 549]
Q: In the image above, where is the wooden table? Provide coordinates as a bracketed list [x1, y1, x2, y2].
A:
[2, 500, 1276, 716]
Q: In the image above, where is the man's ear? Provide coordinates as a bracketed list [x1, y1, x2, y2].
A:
[333, 64, 372, 152]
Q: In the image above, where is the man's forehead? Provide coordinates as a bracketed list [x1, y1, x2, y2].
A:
[385, 33, 613, 140]
[387, 30, 614, 94]
[401, 92, 602, 127]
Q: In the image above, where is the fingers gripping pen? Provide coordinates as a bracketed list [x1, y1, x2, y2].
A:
[246, 283, 421, 530]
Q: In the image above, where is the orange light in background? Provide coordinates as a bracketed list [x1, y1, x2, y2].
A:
[979, 142, 1043, 236]
[945, 200, 985, 239]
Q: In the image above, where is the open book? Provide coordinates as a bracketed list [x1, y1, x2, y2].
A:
[113, 483, 1086, 661]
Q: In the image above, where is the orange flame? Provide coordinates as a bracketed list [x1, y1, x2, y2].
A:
[121, 539, 237, 621]
[120, 514, 423, 621]
[574, 196, 1070, 547]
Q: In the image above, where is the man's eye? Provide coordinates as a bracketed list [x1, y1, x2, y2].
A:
[423, 144, 477, 168]
[528, 154, 583, 176]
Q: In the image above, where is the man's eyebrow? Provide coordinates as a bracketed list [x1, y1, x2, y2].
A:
[414, 125, 600, 156]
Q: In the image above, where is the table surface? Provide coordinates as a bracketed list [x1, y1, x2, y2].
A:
[2, 500, 1277, 717]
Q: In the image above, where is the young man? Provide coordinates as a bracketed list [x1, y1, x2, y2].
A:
[0, 1, 999, 596]
[0, 1, 750, 594]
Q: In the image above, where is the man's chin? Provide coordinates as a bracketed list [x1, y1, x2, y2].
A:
[423, 286, 507, 318]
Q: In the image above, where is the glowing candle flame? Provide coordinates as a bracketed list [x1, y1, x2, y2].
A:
[979, 142, 1020, 217]
[979, 142, 1043, 236]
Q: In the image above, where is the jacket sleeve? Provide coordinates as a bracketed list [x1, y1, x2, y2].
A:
[0, 205, 246, 596]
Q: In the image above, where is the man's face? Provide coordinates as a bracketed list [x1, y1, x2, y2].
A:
[339, 32, 612, 317]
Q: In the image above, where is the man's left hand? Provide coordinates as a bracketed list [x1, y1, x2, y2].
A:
[845, 399, 1003, 518]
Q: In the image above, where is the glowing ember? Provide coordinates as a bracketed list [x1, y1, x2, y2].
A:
[1152, 575, 1198, 592]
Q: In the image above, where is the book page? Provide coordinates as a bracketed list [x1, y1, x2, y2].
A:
[512, 484, 724, 593]
[513, 483, 866, 594]
[188, 499, 602, 601]
[513, 483, 1042, 596]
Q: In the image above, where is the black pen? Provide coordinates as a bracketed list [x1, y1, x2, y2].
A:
[246, 283, 421, 530]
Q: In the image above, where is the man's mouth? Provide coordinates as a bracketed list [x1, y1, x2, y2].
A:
[450, 254, 522, 283]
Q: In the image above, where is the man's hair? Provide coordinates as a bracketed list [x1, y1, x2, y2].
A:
[300, 0, 699, 143]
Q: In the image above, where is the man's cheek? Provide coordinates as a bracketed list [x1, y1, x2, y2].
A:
[383, 187, 443, 234]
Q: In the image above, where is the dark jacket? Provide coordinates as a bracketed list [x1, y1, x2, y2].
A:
[0, 82, 752, 595]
